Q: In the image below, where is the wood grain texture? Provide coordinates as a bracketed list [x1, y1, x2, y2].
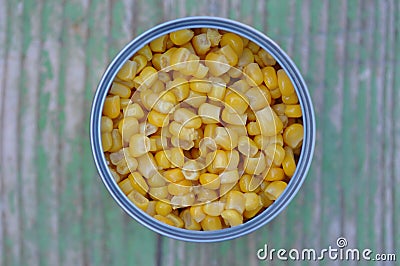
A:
[0, 0, 399, 265]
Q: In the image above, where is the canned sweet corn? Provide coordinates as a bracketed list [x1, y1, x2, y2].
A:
[90, 17, 315, 242]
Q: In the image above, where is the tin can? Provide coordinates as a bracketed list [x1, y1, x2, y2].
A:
[90, 16, 316, 242]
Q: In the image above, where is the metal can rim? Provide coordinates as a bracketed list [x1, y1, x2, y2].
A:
[90, 16, 316, 242]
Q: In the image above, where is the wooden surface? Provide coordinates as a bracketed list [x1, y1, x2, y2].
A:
[0, 0, 399, 265]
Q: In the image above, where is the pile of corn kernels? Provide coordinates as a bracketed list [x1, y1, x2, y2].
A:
[101, 28, 304, 230]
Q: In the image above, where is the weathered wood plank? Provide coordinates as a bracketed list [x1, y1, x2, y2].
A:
[1, 0, 22, 265]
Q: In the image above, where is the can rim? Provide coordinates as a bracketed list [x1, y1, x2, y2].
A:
[90, 16, 316, 242]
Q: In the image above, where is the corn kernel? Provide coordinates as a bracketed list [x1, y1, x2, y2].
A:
[282, 146, 296, 176]
[117, 60, 137, 81]
[219, 45, 238, 66]
[225, 191, 245, 214]
[185, 90, 207, 108]
[238, 48, 254, 67]
[221, 209, 243, 226]
[155, 201, 173, 216]
[284, 104, 302, 118]
[109, 129, 123, 153]
[238, 136, 258, 157]
[128, 190, 149, 211]
[224, 91, 248, 114]
[247, 121, 261, 136]
[282, 93, 299, 104]
[149, 35, 168, 53]
[264, 143, 286, 166]
[189, 79, 212, 93]
[154, 150, 171, 170]
[170, 193, 195, 207]
[199, 173, 220, 190]
[124, 103, 145, 119]
[170, 29, 194, 45]
[101, 116, 113, 133]
[170, 48, 191, 70]
[154, 214, 174, 226]
[166, 213, 184, 228]
[169, 147, 185, 168]
[169, 77, 190, 101]
[214, 126, 238, 150]
[219, 169, 240, 184]
[110, 82, 131, 99]
[283, 123, 304, 149]
[255, 106, 283, 136]
[258, 49, 276, 66]
[221, 107, 247, 126]
[133, 55, 147, 73]
[198, 103, 221, 124]
[277, 69, 295, 96]
[148, 110, 169, 128]
[203, 201, 225, 216]
[192, 33, 211, 55]
[149, 186, 169, 199]
[245, 86, 270, 111]
[226, 150, 240, 171]
[118, 117, 139, 143]
[265, 181, 287, 200]
[163, 168, 185, 183]
[182, 160, 201, 180]
[244, 63, 263, 86]
[205, 52, 230, 76]
[206, 28, 221, 46]
[129, 133, 151, 157]
[129, 172, 149, 195]
[244, 153, 267, 175]
[220, 32, 244, 56]
[181, 209, 201, 230]
[118, 178, 134, 195]
[103, 95, 120, 119]
[201, 215, 222, 230]
[137, 45, 152, 61]
[265, 167, 285, 181]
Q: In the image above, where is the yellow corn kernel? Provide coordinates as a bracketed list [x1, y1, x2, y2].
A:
[155, 201, 173, 216]
[109, 129, 123, 153]
[212, 150, 228, 170]
[152, 53, 163, 70]
[282, 93, 299, 104]
[136, 153, 158, 180]
[219, 169, 240, 184]
[272, 103, 286, 116]
[218, 183, 236, 198]
[192, 33, 211, 55]
[264, 143, 286, 166]
[282, 146, 296, 176]
[283, 123, 304, 149]
[221, 209, 243, 226]
[181, 209, 202, 230]
[262, 66, 277, 90]
[224, 91, 248, 114]
[159, 47, 177, 70]
[225, 190, 245, 214]
[189, 79, 212, 93]
[170, 48, 191, 70]
[245, 86, 270, 111]
[277, 69, 295, 96]
[154, 214, 174, 226]
[166, 213, 184, 228]
[206, 28, 221, 47]
[149, 35, 168, 53]
[170, 193, 195, 207]
[137, 45, 152, 61]
[147, 110, 169, 128]
[182, 160, 201, 181]
[270, 87, 282, 99]
[169, 77, 190, 101]
[103, 95, 120, 119]
[201, 215, 222, 231]
[265, 181, 287, 200]
[214, 126, 238, 150]
[258, 49, 276, 66]
[247, 41, 260, 53]
[168, 179, 192, 196]
[196, 187, 218, 203]
[181, 42, 196, 54]
[220, 32, 244, 56]
[203, 201, 225, 216]
[168, 121, 198, 141]
[110, 149, 124, 165]
[139, 122, 158, 136]
[185, 90, 207, 108]
[190, 205, 206, 223]
[193, 63, 209, 79]
[139, 66, 158, 88]
[241, 36, 249, 47]
[169, 147, 184, 168]
[118, 178, 134, 195]
[255, 106, 283, 136]
[181, 54, 201, 76]
[118, 117, 139, 143]
[219, 45, 239, 66]
[128, 172, 149, 195]
[133, 55, 147, 73]
[244, 62, 263, 86]
[265, 167, 285, 181]
[174, 108, 202, 129]
[170, 29, 194, 45]
[124, 103, 144, 119]
[238, 136, 258, 157]
[244, 203, 263, 219]
[239, 174, 253, 192]
[101, 132, 112, 152]
[205, 52, 230, 76]
[207, 78, 226, 101]
[284, 104, 302, 118]
[238, 48, 254, 67]
[225, 150, 240, 171]
[198, 103, 221, 124]
[149, 186, 169, 199]
[163, 168, 185, 183]
[221, 107, 247, 126]
[127, 190, 149, 211]
[120, 98, 131, 110]
[110, 82, 131, 99]
[254, 54, 265, 68]
[101, 116, 113, 133]
[244, 153, 267, 175]
[254, 134, 284, 150]
[199, 173, 220, 190]
[145, 201, 157, 216]
[128, 133, 151, 157]
[116, 159, 131, 175]
[171, 136, 194, 150]
[117, 60, 137, 81]
[154, 150, 171, 170]
[227, 66, 242, 78]
[247, 121, 261, 136]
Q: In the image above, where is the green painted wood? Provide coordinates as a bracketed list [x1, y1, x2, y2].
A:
[1, 0, 400, 265]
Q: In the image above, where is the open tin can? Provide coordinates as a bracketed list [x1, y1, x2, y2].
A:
[90, 16, 316, 242]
